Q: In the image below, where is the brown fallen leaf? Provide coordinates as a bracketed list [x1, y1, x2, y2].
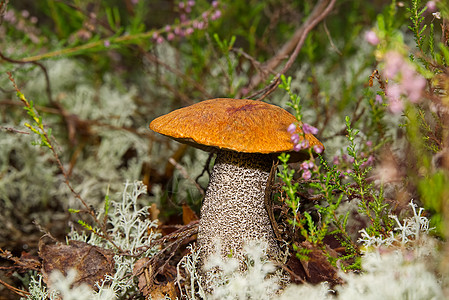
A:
[133, 256, 178, 298]
[149, 281, 177, 300]
[286, 241, 342, 286]
[182, 203, 199, 225]
[39, 238, 114, 289]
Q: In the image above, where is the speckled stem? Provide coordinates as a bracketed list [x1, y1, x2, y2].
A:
[198, 150, 280, 269]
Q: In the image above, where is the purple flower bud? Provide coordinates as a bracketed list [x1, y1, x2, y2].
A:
[302, 170, 312, 180]
[167, 32, 175, 41]
[375, 94, 383, 104]
[104, 40, 110, 47]
[174, 27, 182, 35]
[386, 83, 401, 102]
[301, 162, 310, 170]
[389, 98, 404, 114]
[293, 140, 310, 152]
[313, 145, 323, 154]
[302, 123, 318, 135]
[361, 155, 375, 168]
[212, 0, 219, 8]
[21, 10, 30, 18]
[403, 74, 426, 103]
[211, 10, 222, 20]
[384, 51, 404, 79]
[427, 1, 437, 12]
[287, 123, 296, 134]
[290, 133, 300, 144]
[333, 156, 340, 165]
[364, 30, 380, 45]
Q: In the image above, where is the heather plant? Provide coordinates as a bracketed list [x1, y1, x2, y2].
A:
[275, 0, 449, 276]
[1, 0, 449, 299]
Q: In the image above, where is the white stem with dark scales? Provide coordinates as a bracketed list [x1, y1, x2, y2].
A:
[197, 150, 281, 268]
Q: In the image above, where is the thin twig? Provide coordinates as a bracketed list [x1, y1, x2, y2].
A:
[0, 52, 53, 104]
[245, 0, 336, 100]
[0, 277, 29, 297]
[0, 126, 30, 134]
[7, 73, 124, 253]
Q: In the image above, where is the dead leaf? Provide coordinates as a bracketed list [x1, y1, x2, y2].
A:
[149, 281, 177, 300]
[39, 239, 114, 289]
[287, 241, 342, 285]
[182, 203, 198, 225]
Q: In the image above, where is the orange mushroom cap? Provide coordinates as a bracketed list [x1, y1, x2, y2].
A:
[150, 98, 323, 154]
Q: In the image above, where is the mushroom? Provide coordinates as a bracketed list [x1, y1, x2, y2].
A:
[149, 98, 323, 269]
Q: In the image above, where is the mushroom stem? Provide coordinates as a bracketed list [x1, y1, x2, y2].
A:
[198, 150, 281, 268]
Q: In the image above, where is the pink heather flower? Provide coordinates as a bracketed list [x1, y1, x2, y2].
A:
[212, 0, 219, 8]
[364, 30, 380, 45]
[290, 133, 300, 144]
[293, 140, 310, 152]
[384, 51, 404, 79]
[178, 2, 185, 9]
[300, 161, 314, 170]
[287, 123, 296, 134]
[426, 1, 437, 12]
[403, 74, 426, 103]
[167, 32, 175, 41]
[196, 21, 205, 29]
[104, 40, 110, 47]
[302, 170, 312, 180]
[302, 123, 318, 135]
[389, 98, 404, 114]
[375, 94, 383, 104]
[188, 0, 196, 6]
[131, 0, 139, 4]
[185, 27, 194, 35]
[333, 156, 340, 165]
[366, 140, 373, 147]
[165, 25, 171, 31]
[174, 27, 183, 35]
[361, 155, 375, 168]
[21, 10, 30, 18]
[386, 83, 401, 102]
[211, 10, 222, 20]
[342, 154, 354, 164]
[4, 11, 16, 23]
[313, 144, 324, 154]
